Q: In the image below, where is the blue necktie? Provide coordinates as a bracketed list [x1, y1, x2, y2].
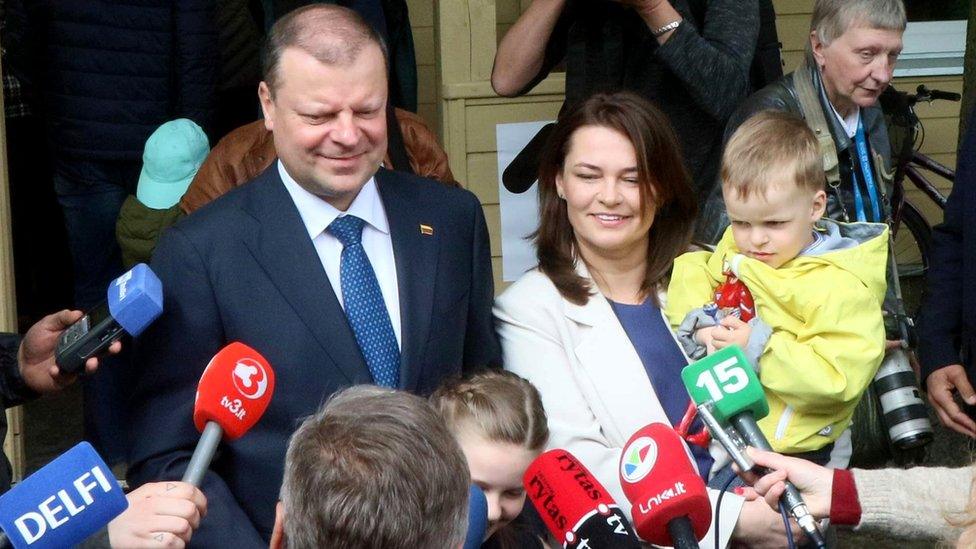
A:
[327, 215, 400, 388]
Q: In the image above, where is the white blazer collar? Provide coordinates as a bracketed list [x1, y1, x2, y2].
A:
[562, 260, 672, 446]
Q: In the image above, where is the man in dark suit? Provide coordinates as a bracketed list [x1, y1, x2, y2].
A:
[126, 5, 499, 545]
[918, 110, 976, 439]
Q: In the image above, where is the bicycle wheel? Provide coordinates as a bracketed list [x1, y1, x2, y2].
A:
[892, 201, 932, 317]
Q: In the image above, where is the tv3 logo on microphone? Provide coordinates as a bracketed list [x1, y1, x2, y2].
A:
[221, 358, 270, 420]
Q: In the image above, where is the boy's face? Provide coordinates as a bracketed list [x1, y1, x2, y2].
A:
[724, 178, 827, 269]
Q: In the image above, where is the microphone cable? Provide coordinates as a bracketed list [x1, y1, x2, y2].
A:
[780, 501, 797, 549]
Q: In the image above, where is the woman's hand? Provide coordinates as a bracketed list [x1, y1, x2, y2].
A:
[737, 448, 833, 519]
[711, 316, 752, 351]
[107, 482, 207, 548]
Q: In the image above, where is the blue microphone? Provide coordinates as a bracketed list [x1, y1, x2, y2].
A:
[0, 442, 128, 548]
[55, 263, 164, 374]
[464, 484, 488, 549]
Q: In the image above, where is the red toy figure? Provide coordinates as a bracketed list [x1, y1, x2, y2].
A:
[713, 271, 755, 322]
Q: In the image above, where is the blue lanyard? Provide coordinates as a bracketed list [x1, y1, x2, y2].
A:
[852, 117, 881, 222]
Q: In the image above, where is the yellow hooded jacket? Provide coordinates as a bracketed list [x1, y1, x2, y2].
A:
[666, 221, 889, 453]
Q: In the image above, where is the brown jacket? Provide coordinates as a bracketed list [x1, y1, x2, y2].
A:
[181, 108, 457, 213]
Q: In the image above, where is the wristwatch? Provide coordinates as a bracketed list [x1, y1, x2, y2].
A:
[652, 19, 682, 37]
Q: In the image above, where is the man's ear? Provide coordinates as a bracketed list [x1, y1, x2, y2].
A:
[259, 82, 276, 132]
[270, 501, 286, 549]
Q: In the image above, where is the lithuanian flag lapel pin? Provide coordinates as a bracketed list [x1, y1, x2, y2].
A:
[420, 224, 434, 236]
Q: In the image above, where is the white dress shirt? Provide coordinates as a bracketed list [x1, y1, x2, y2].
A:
[278, 161, 402, 348]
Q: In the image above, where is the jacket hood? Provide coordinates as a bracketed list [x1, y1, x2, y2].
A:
[714, 219, 889, 305]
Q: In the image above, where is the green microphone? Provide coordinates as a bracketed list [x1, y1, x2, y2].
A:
[681, 346, 826, 548]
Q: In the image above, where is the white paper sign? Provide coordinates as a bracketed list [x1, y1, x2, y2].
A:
[496, 121, 554, 282]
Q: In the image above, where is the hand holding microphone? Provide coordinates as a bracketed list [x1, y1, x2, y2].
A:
[182, 342, 276, 486]
[55, 263, 163, 375]
[17, 310, 121, 394]
[737, 448, 833, 520]
[107, 481, 207, 548]
[681, 345, 826, 548]
[618, 423, 712, 549]
[523, 449, 641, 548]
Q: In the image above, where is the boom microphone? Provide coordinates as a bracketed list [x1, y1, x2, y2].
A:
[618, 423, 711, 549]
[0, 443, 128, 549]
[55, 263, 163, 374]
[682, 346, 826, 548]
[182, 342, 276, 486]
[463, 485, 488, 549]
[523, 449, 640, 548]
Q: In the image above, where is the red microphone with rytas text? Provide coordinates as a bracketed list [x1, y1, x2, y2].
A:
[523, 449, 640, 548]
[182, 342, 276, 486]
[618, 423, 712, 549]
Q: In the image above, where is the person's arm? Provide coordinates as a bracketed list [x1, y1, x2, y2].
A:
[743, 448, 972, 542]
[650, 0, 759, 122]
[491, 0, 570, 97]
[126, 227, 266, 547]
[462, 191, 501, 371]
[917, 110, 976, 437]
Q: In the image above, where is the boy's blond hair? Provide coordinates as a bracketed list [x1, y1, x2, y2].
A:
[722, 110, 825, 200]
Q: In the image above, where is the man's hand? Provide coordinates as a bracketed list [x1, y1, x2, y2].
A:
[17, 310, 122, 394]
[712, 316, 752, 351]
[736, 448, 833, 519]
[108, 481, 208, 548]
[926, 364, 976, 437]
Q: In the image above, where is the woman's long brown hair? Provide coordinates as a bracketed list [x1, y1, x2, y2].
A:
[533, 91, 698, 305]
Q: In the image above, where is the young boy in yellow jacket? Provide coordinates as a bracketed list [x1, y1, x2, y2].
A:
[666, 111, 888, 468]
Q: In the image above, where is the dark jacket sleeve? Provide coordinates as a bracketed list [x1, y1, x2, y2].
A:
[174, 0, 219, 134]
[916, 111, 976, 382]
[1, 333, 35, 409]
[654, 0, 759, 122]
[126, 227, 265, 548]
[723, 75, 800, 143]
[463, 192, 501, 371]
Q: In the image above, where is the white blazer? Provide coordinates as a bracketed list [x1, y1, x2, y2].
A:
[495, 265, 742, 548]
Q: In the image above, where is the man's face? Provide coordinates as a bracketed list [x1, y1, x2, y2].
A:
[259, 45, 388, 211]
[811, 25, 903, 115]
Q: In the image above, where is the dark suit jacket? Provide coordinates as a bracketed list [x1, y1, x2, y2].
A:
[126, 165, 499, 546]
[918, 109, 976, 387]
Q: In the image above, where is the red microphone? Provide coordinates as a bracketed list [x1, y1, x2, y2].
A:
[182, 342, 276, 486]
[523, 449, 640, 548]
[618, 423, 712, 548]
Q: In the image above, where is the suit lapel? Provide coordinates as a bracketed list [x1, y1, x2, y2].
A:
[376, 169, 439, 392]
[240, 167, 371, 385]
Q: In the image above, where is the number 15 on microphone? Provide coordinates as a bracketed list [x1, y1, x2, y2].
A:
[680, 346, 769, 425]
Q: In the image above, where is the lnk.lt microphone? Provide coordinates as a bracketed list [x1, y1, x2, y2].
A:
[182, 342, 276, 486]
[618, 423, 712, 549]
[523, 449, 640, 548]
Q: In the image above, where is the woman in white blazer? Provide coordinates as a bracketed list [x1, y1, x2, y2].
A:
[495, 92, 797, 548]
